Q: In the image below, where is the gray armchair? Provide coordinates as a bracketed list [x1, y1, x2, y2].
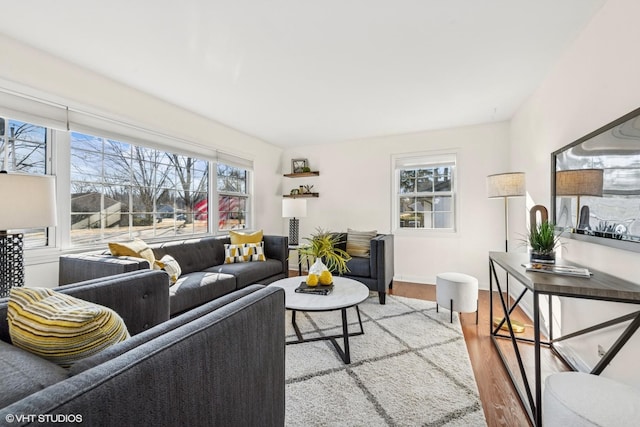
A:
[333, 233, 394, 304]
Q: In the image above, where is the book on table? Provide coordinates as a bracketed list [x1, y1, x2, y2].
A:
[523, 263, 591, 278]
[295, 282, 334, 295]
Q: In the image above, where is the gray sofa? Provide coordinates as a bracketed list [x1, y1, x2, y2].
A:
[0, 270, 285, 426]
[333, 233, 394, 304]
[59, 234, 288, 315]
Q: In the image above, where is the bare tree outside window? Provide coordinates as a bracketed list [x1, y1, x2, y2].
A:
[70, 132, 210, 245]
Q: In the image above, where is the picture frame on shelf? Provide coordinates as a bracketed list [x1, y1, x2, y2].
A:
[291, 158, 308, 174]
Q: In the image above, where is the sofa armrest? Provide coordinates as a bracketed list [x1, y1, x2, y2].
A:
[263, 235, 289, 276]
[370, 234, 394, 291]
[0, 270, 170, 343]
[59, 253, 150, 285]
[0, 286, 286, 427]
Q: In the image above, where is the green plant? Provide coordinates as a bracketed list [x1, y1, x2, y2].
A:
[299, 228, 351, 274]
[526, 221, 561, 254]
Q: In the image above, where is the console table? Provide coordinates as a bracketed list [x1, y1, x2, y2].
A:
[489, 252, 640, 426]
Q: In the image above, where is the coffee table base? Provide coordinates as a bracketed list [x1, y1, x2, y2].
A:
[287, 306, 364, 364]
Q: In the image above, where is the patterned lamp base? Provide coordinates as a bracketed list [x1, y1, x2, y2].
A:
[0, 232, 25, 297]
[289, 218, 300, 246]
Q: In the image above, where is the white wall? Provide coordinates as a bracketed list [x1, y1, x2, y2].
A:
[283, 121, 512, 288]
[0, 34, 284, 286]
[510, 0, 640, 385]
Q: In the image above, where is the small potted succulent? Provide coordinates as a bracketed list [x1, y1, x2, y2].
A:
[525, 220, 562, 264]
[299, 228, 351, 286]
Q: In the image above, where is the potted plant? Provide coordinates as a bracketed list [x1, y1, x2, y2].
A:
[526, 220, 562, 264]
[299, 228, 351, 285]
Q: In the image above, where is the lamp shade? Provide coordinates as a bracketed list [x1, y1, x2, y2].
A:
[487, 172, 526, 198]
[556, 169, 603, 197]
[0, 172, 57, 230]
[282, 198, 307, 218]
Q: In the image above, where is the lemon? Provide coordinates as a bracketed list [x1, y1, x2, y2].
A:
[319, 270, 333, 285]
[306, 274, 319, 286]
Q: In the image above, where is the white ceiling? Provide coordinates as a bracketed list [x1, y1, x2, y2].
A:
[0, 0, 606, 147]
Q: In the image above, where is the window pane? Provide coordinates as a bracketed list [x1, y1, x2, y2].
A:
[434, 167, 452, 191]
[218, 195, 247, 230]
[399, 170, 415, 193]
[416, 169, 433, 192]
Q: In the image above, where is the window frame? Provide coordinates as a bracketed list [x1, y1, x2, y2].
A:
[392, 151, 458, 234]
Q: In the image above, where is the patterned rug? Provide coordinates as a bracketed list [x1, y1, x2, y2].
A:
[285, 293, 487, 426]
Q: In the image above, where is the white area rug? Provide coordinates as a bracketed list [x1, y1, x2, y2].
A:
[285, 293, 487, 426]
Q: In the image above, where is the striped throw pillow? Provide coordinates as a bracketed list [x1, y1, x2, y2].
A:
[346, 229, 377, 258]
[155, 254, 182, 284]
[224, 242, 266, 263]
[7, 288, 130, 369]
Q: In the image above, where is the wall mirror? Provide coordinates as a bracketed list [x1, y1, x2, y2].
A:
[552, 107, 640, 253]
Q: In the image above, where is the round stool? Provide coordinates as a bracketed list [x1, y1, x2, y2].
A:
[543, 372, 640, 426]
[436, 272, 478, 324]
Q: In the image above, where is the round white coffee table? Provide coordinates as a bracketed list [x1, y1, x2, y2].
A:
[270, 276, 369, 364]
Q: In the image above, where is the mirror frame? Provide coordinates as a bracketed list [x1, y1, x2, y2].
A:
[551, 106, 640, 254]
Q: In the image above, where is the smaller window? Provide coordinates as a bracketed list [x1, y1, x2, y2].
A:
[393, 153, 456, 231]
[217, 163, 250, 231]
[0, 117, 51, 248]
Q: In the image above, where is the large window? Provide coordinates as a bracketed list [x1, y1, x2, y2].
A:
[394, 153, 456, 231]
[70, 132, 209, 245]
[1, 90, 255, 251]
[0, 117, 50, 248]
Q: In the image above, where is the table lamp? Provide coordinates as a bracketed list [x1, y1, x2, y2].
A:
[487, 172, 526, 251]
[0, 171, 57, 297]
[282, 198, 307, 246]
[555, 169, 603, 231]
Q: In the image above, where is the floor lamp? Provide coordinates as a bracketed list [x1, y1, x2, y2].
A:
[282, 198, 307, 246]
[487, 172, 525, 315]
[0, 172, 57, 297]
[487, 172, 526, 252]
[555, 169, 603, 232]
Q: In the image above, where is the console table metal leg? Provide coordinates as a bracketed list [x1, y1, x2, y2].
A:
[534, 292, 542, 426]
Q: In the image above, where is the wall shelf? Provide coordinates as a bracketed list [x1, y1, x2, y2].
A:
[283, 193, 319, 198]
[283, 171, 320, 178]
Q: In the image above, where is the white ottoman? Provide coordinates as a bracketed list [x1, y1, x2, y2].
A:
[436, 272, 478, 323]
[543, 372, 640, 427]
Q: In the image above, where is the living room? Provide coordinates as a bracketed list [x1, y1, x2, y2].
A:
[1, 0, 640, 425]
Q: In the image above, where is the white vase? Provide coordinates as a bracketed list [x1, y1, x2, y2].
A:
[309, 258, 328, 276]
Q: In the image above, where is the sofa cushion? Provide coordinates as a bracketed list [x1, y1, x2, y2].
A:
[0, 340, 68, 408]
[224, 242, 266, 264]
[109, 239, 157, 267]
[169, 271, 237, 315]
[215, 259, 284, 289]
[7, 287, 130, 368]
[344, 256, 371, 278]
[346, 229, 377, 258]
[230, 229, 263, 245]
[152, 237, 226, 274]
[155, 254, 182, 284]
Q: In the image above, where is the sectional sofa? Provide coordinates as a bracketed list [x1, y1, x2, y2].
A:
[0, 270, 286, 426]
[59, 234, 288, 315]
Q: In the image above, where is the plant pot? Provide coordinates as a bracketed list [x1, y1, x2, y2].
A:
[530, 250, 555, 264]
